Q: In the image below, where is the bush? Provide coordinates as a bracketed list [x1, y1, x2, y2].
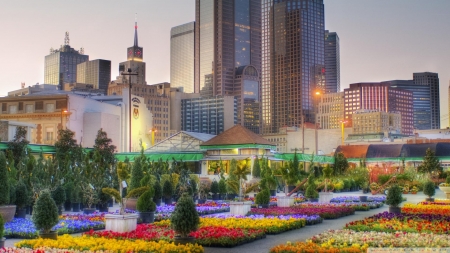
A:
[162, 180, 173, 199]
[423, 181, 436, 198]
[153, 181, 162, 200]
[0, 214, 4, 238]
[210, 181, 219, 194]
[171, 193, 199, 238]
[305, 175, 319, 199]
[136, 189, 156, 212]
[255, 189, 270, 205]
[14, 180, 29, 209]
[386, 184, 403, 207]
[342, 179, 350, 190]
[32, 190, 59, 234]
[0, 152, 9, 205]
[51, 185, 66, 206]
[252, 157, 261, 178]
[446, 175, 450, 185]
[378, 174, 392, 185]
[218, 179, 227, 195]
[63, 182, 74, 204]
[129, 157, 144, 192]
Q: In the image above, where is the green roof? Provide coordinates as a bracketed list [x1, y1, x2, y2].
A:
[200, 144, 275, 150]
[0, 142, 92, 154]
[274, 153, 334, 163]
[115, 152, 204, 162]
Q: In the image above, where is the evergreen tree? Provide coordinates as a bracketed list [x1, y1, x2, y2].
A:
[0, 152, 10, 205]
[252, 156, 261, 178]
[93, 128, 117, 169]
[418, 148, 442, 179]
[334, 152, 349, 176]
[7, 126, 29, 171]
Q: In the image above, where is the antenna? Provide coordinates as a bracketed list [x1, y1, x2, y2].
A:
[80, 47, 84, 54]
[64, 32, 70, 46]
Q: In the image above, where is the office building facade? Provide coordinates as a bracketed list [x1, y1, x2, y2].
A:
[324, 30, 340, 93]
[316, 91, 344, 129]
[262, 0, 325, 134]
[76, 59, 111, 93]
[44, 32, 89, 90]
[170, 22, 195, 93]
[352, 110, 401, 135]
[194, 0, 261, 133]
[413, 72, 440, 129]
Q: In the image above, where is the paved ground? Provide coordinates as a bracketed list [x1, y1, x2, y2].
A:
[6, 190, 445, 252]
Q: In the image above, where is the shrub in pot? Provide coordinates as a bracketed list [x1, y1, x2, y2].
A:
[32, 190, 59, 239]
[386, 184, 403, 214]
[198, 181, 210, 204]
[210, 181, 219, 200]
[171, 193, 199, 245]
[423, 181, 436, 202]
[0, 213, 4, 247]
[255, 188, 270, 208]
[136, 189, 156, 223]
[51, 185, 66, 215]
[63, 182, 74, 211]
[0, 152, 14, 222]
[14, 181, 29, 218]
[162, 180, 173, 205]
[305, 175, 319, 201]
[218, 178, 227, 200]
[70, 187, 82, 212]
[153, 181, 162, 206]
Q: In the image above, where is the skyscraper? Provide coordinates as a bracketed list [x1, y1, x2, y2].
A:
[44, 32, 89, 90]
[170, 22, 195, 93]
[324, 30, 340, 93]
[261, 0, 325, 134]
[413, 72, 440, 129]
[76, 59, 111, 93]
[194, 0, 261, 134]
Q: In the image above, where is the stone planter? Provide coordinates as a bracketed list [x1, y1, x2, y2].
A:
[389, 206, 401, 214]
[319, 192, 333, 204]
[229, 201, 252, 216]
[197, 199, 206, 204]
[139, 211, 155, 224]
[277, 196, 294, 207]
[174, 236, 195, 245]
[124, 198, 138, 210]
[359, 196, 368, 202]
[425, 197, 435, 202]
[105, 213, 139, 233]
[64, 202, 72, 211]
[39, 230, 58, 240]
[0, 205, 16, 222]
[153, 198, 162, 206]
[72, 203, 80, 212]
[439, 186, 450, 199]
[164, 198, 172, 205]
[83, 208, 96, 214]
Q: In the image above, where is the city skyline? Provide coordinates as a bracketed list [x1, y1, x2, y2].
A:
[1, 0, 450, 126]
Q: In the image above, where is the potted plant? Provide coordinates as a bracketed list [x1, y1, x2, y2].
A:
[32, 190, 59, 240]
[423, 181, 436, 202]
[198, 181, 210, 204]
[162, 180, 173, 205]
[136, 188, 156, 223]
[82, 184, 97, 214]
[171, 193, 199, 245]
[153, 181, 162, 206]
[63, 182, 74, 212]
[255, 188, 270, 208]
[386, 184, 403, 214]
[71, 186, 82, 212]
[439, 175, 450, 199]
[218, 178, 227, 200]
[0, 152, 15, 222]
[51, 185, 66, 215]
[14, 181, 29, 218]
[210, 180, 219, 200]
[402, 185, 410, 194]
[305, 175, 319, 202]
[0, 214, 4, 247]
[410, 186, 418, 194]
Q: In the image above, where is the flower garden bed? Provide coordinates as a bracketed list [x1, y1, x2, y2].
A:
[15, 234, 204, 252]
[270, 241, 366, 253]
[330, 196, 386, 203]
[248, 204, 355, 219]
[346, 211, 450, 234]
[155, 202, 230, 221]
[402, 203, 450, 215]
[206, 214, 323, 226]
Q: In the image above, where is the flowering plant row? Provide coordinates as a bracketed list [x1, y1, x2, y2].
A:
[85, 223, 265, 247]
[154, 203, 230, 221]
[0, 248, 109, 253]
[248, 204, 355, 219]
[402, 203, 450, 216]
[330, 196, 386, 203]
[345, 211, 450, 234]
[5, 218, 104, 239]
[15, 234, 204, 253]
[270, 241, 365, 253]
[204, 214, 322, 226]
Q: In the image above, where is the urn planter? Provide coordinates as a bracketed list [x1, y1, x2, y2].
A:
[277, 196, 294, 207]
[39, 231, 58, 240]
[229, 201, 252, 216]
[174, 236, 195, 245]
[0, 205, 16, 222]
[105, 213, 139, 233]
[439, 186, 450, 199]
[319, 192, 333, 203]
[139, 211, 155, 224]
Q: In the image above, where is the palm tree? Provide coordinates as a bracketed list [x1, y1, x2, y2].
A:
[234, 159, 251, 201]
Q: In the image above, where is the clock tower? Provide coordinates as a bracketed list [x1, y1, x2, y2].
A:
[127, 21, 143, 62]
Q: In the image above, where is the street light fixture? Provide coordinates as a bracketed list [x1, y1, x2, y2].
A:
[60, 109, 68, 130]
[339, 120, 348, 146]
[121, 68, 138, 152]
[314, 90, 323, 154]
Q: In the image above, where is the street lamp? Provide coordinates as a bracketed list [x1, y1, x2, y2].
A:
[121, 68, 138, 152]
[314, 90, 323, 154]
[60, 109, 68, 130]
[149, 127, 157, 147]
[340, 120, 348, 146]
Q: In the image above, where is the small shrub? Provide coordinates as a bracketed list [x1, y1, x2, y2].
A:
[171, 193, 199, 238]
[51, 185, 66, 206]
[305, 175, 319, 199]
[446, 175, 450, 185]
[386, 184, 403, 207]
[0, 152, 9, 205]
[32, 190, 59, 234]
[423, 181, 436, 198]
[218, 179, 227, 195]
[255, 189, 270, 205]
[136, 189, 156, 212]
[378, 174, 392, 185]
[0, 214, 4, 238]
[162, 180, 173, 199]
[153, 181, 162, 200]
[210, 181, 219, 194]
[14, 181, 29, 209]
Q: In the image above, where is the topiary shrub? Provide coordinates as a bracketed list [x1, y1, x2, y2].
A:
[218, 179, 227, 195]
[423, 181, 436, 198]
[255, 189, 270, 205]
[14, 180, 29, 209]
[386, 184, 403, 207]
[153, 181, 162, 200]
[171, 193, 199, 238]
[210, 181, 219, 195]
[136, 189, 156, 212]
[0, 152, 9, 205]
[51, 185, 66, 207]
[32, 190, 59, 234]
[162, 180, 173, 199]
[305, 175, 319, 199]
[0, 214, 4, 239]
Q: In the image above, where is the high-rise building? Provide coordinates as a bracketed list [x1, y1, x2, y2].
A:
[44, 32, 89, 90]
[324, 30, 340, 93]
[261, 0, 325, 134]
[316, 91, 344, 129]
[344, 83, 414, 135]
[115, 20, 146, 85]
[170, 22, 195, 93]
[76, 59, 111, 93]
[194, 0, 261, 133]
[413, 72, 440, 129]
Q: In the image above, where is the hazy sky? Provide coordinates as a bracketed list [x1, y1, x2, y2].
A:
[1, 0, 449, 126]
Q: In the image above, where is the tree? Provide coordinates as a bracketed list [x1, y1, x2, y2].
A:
[334, 152, 349, 175]
[418, 148, 442, 179]
[32, 190, 59, 234]
[7, 126, 29, 171]
[234, 159, 251, 200]
[93, 129, 117, 168]
[54, 129, 81, 165]
[252, 156, 261, 178]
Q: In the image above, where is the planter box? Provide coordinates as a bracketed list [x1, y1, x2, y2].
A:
[439, 186, 450, 199]
[319, 192, 333, 204]
[229, 201, 252, 216]
[277, 196, 294, 207]
[105, 213, 139, 233]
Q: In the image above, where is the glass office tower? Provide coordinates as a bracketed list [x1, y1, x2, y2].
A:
[413, 72, 440, 129]
[170, 22, 195, 93]
[325, 30, 340, 93]
[194, 0, 261, 134]
[76, 59, 111, 94]
[261, 0, 325, 134]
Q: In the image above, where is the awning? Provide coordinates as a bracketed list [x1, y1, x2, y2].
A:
[115, 152, 204, 162]
[274, 153, 335, 163]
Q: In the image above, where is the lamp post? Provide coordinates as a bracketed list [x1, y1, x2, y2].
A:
[150, 127, 157, 146]
[121, 68, 138, 152]
[60, 109, 68, 130]
[314, 91, 323, 155]
[340, 120, 348, 146]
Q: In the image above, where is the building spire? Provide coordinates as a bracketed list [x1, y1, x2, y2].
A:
[134, 13, 138, 47]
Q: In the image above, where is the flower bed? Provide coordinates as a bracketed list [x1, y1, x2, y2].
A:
[402, 203, 450, 216]
[270, 241, 366, 253]
[248, 204, 355, 219]
[155, 202, 230, 221]
[15, 234, 203, 252]
[86, 223, 265, 247]
[330, 196, 386, 203]
[204, 214, 322, 226]
[346, 211, 450, 234]
[5, 218, 104, 239]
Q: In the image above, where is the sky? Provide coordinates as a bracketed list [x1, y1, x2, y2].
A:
[1, 0, 450, 126]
